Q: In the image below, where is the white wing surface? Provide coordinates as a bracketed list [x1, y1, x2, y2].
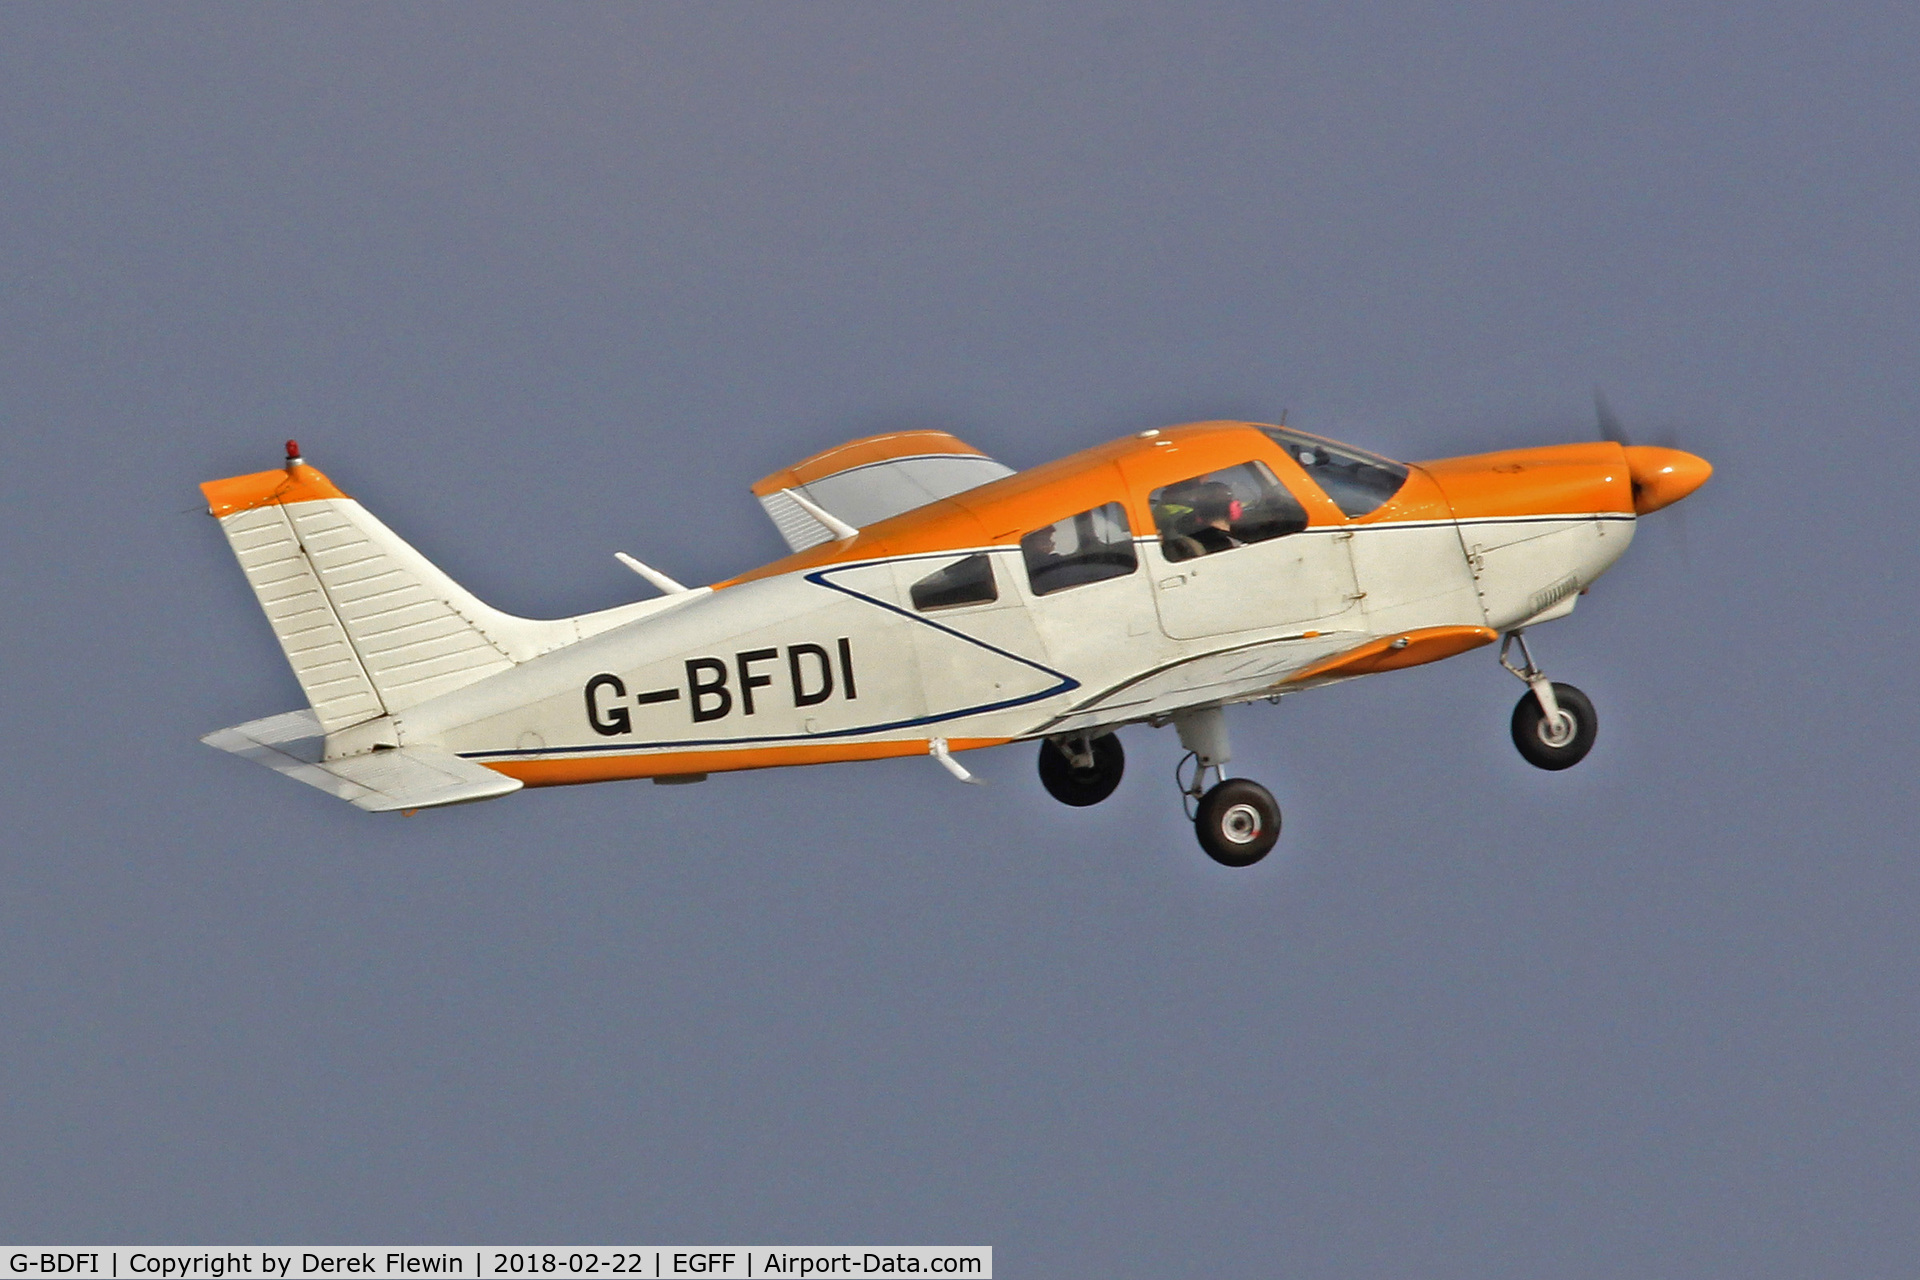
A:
[752, 430, 1013, 552]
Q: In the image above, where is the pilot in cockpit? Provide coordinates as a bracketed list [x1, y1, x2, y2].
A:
[1160, 481, 1244, 561]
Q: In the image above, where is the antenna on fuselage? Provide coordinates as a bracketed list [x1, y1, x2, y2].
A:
[614, 552, 690, 595]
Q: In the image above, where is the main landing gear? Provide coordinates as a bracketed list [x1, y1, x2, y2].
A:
[1037, 732, 1125, 807]
[1038, 710, 1280, 867]
[1500, 631, 1597, 770]
[1036, 633, 1597, 860]
[1173, 706, 1280, 867]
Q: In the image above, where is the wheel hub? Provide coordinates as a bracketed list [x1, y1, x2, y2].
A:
[1537, 711, 1577, 748]
[1220, 802, 1264, 844]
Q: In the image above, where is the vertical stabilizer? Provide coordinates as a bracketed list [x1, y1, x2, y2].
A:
[202, 444, 681, 735]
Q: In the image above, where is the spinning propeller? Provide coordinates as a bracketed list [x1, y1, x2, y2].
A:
[1593, 389, 1712, 515]
[1592, 389, 1711, 560]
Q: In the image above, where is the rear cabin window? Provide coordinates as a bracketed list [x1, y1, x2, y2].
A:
[1149, 461, 1308, 563]
[910, 553, 998, 611]
[1021, 502, 1138, 596]
[1260, 426, 1409, 519]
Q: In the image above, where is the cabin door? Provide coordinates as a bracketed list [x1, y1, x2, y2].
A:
[1146, 530, 1363, 641]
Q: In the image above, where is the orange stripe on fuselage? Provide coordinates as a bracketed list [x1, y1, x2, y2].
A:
[750, 429, 992, 497]
[484, 737, 1011, 787]
[1283, 625, 1498, 684]
[201, 463, 349, 516]
[1415, 442, 1634, 521]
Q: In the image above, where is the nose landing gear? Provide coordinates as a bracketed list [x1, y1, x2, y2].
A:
[1500, 631, 1597, 770]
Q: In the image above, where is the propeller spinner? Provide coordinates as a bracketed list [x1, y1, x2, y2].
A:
[1594, 390, 1711, 514]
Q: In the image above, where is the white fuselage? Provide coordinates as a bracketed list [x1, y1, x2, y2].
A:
[389, 509, 1634, 771]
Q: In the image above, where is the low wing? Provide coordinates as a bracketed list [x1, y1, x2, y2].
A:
[202, 709, 522, 812]
[752, 429, 1013, 552]
[1027, 626, 1498, 739]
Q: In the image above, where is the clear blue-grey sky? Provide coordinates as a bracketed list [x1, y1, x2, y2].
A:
[3, 3, 1916, 1274]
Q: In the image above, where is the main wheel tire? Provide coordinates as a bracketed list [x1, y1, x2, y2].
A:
[1037, 733, 1125, 807]
[1194, 778, 1281, 867]
[1510, 682, 1597, 770]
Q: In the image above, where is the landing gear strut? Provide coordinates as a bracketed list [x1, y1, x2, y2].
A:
[1172, 707, 1280, 867]
[1500, 631, 1597, 770]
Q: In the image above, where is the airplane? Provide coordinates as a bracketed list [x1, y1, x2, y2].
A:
[198, 413, 1710, 866]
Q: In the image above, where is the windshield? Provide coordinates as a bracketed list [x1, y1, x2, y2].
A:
[1260, 426, 1409, 519]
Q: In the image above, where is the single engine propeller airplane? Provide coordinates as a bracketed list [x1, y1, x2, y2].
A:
[199, 410, 1709, 865]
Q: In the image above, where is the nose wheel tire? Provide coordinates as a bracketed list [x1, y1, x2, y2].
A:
[1194, 778, 1281, 867]
[1038, 733, 1125, 806]
[1510, 682, 1597, 770]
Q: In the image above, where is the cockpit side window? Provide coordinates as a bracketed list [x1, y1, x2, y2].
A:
[910, 553, 999, 611]
[1260, 426, 1409, 519]
[1149, 461, 1307, 563]
[1021, 501, 1137, 597]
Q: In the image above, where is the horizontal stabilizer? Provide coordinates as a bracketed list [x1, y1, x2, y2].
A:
[202, 709, 522, 812]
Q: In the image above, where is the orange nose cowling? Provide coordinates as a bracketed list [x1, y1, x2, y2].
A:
[1622, 446, 1712, 514]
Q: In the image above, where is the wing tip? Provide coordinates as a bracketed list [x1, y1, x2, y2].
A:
[749, 429, 992, 497]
